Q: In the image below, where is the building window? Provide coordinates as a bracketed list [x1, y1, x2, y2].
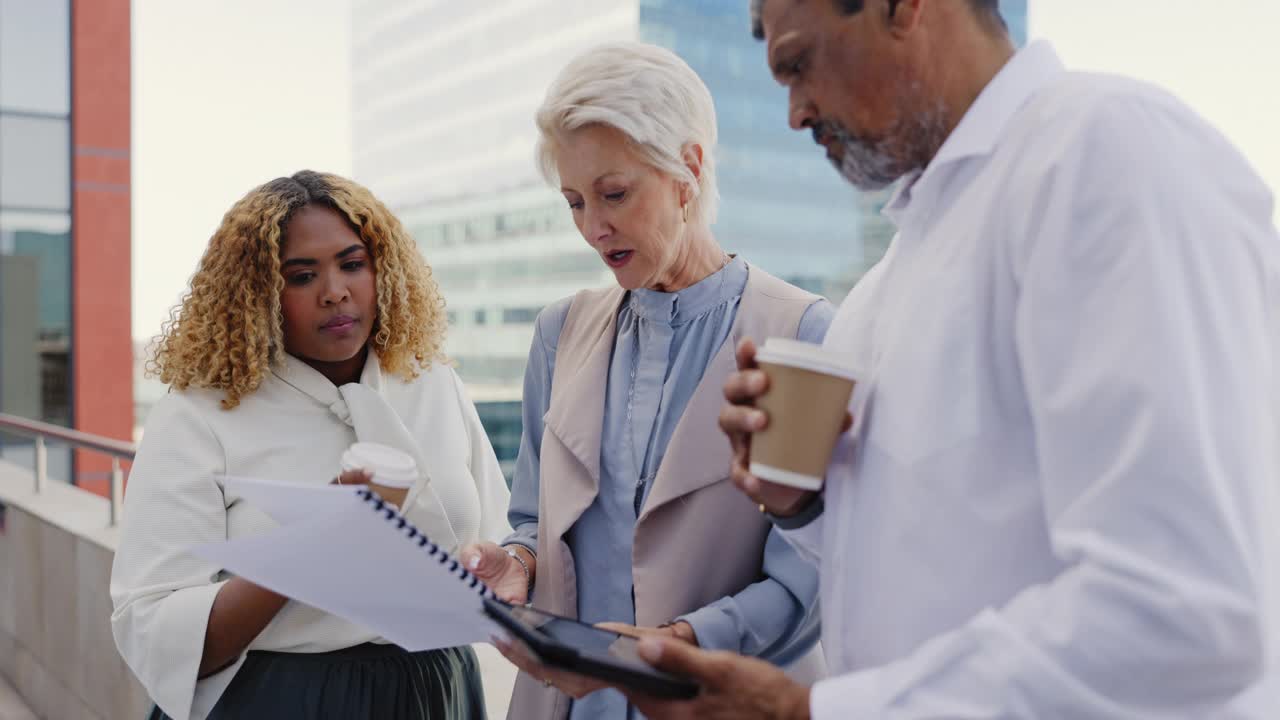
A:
[473, 309, 487, 326]
[0, 0, 70, 115]
[1, 215, 71, 425]
[501, 307, 539, 325]
[0, 114, 70, 210]
[474, 399, 522, 485]
[414, 202, 574, 251]
[454, 355, 529, 387]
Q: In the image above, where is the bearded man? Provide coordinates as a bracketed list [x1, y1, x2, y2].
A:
[585, 1, 1280, 717]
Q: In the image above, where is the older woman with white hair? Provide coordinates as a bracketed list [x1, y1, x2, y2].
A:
[459, 42, 833, 719]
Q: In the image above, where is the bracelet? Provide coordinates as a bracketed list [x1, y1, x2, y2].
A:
[503, 545, 534, 597]
[761, 494, 824, 530]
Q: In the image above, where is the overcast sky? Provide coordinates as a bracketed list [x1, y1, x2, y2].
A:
[132, 0, 352, 343]
[131, 0, 1280, 342]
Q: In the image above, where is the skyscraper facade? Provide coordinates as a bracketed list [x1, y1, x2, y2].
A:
[638, 0, 866, 295]
[0, 0, 133, 493]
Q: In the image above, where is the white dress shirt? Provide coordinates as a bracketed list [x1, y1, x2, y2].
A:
[782, 41, 1280, 718]
[110, 353, 512, 720]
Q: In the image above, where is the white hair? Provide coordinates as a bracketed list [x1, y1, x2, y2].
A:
[535, 42, 720, 226]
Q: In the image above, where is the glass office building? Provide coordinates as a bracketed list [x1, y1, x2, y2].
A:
[638, 0, 865, 297]
[0, 0, 133, 492]
[1002, 0, 1029, 48]
[1, 0, 72, 430]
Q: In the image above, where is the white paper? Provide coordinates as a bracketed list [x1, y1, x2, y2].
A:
[193, 476, 500, 651]
[220, 474, 360, 525]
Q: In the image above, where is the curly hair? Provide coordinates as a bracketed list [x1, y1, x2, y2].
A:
[150, 170, 448, 409]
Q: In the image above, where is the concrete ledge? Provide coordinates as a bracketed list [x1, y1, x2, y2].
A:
[0, 458, 516, 719]
[0, 460, 119, 553]
[0, 459, 150, 719]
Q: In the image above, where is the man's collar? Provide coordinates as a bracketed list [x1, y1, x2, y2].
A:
[884, 40, 1066, 219]
[930, 40, 1065, 168]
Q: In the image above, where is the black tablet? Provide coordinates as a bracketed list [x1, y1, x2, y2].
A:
[482, 598, 699, 700]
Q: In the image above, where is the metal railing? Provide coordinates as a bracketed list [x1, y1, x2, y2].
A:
[0, 412, 135, 526]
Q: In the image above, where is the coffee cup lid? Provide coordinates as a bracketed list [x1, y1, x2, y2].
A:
[341, 442, 418, 488]
[755, 338, 859, 381]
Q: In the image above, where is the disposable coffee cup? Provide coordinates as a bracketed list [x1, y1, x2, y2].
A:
[749, 338, 859, 491]
[341, 441, 418, 509]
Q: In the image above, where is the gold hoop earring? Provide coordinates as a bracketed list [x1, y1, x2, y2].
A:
[681, 203, 689, 223]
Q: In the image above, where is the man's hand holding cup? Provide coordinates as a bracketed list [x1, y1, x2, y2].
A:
[720, 337, 855, 518]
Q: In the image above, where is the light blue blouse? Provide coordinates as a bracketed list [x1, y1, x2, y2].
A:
[505, 257, 833, 718]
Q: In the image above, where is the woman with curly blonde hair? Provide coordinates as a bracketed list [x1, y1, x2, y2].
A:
[110, 170, 511, 720]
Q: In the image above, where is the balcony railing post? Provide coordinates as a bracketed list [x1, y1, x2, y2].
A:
[0, 413, 135, 526]
[34, 435, 47, 494]
[110, 457, 124, 527]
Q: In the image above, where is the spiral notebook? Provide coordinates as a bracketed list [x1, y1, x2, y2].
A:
[191, 475, 501, 651]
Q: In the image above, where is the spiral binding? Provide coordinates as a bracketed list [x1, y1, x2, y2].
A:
[357, 488, 496, 600]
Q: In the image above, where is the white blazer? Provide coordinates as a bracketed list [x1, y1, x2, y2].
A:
[110, 353, 512, 720]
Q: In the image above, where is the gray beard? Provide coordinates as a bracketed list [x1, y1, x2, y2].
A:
[826, 123, 902, 191]
[822, 101, 949, 192]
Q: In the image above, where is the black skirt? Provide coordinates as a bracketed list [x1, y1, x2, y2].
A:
[149, 644, 486, 720]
